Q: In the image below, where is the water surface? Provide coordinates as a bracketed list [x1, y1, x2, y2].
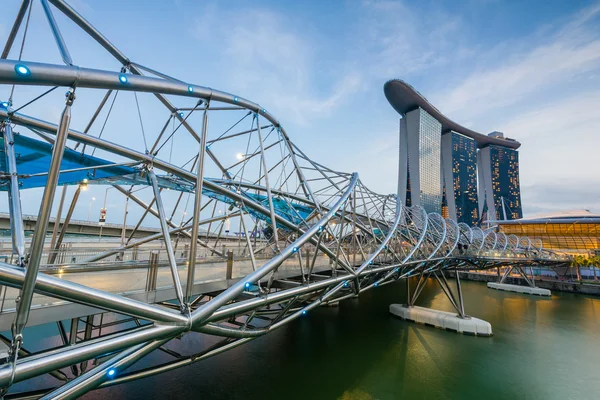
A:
[85, 279, 600, 400]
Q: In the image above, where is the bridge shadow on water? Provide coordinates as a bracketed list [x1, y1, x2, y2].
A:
[79, 279, 600, 400]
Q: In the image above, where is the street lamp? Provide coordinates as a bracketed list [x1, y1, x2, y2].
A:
[236, 152, 252, 161]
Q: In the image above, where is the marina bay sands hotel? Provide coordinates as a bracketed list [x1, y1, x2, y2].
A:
[384, 79, 522, 225]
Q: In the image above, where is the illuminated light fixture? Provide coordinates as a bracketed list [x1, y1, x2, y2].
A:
[395, 267, 400, 272]
[374, 282, 379, 287]
[233, 96, 239, 102]
[244, 282, 251, 289]
[261, 108, 266, 113]
[369, 261, 373, 265]
[15, 64, 30, 76]
[188, 85, 194, 93]
[58, 268, 64, 273]
[118, 74, 128, 84]
[107, 369, 116, 377]
[318, 226, 324, 232]
[292, 247, 298, 253]
[1, 101, 9, 108]
[178, 111, 185, 118]
[206, 145, 211, 150]
[302, 310, 307, 315]
[343, 281, 349, 287]
[236, 153, 244, 160]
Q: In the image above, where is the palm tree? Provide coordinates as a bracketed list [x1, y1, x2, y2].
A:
[591, 255, 600, 282]
[570, 255, 584, 283]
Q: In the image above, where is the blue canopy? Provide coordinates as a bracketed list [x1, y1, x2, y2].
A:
[0, 134, 314, 228]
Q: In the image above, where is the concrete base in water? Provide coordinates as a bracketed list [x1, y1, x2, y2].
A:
[487, 282, 551, 297]
[389, 304, 493, 337]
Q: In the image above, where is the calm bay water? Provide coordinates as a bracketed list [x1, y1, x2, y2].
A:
[84, 279, 600, 400]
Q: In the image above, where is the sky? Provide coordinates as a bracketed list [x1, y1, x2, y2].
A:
[1, 0, 600, 223]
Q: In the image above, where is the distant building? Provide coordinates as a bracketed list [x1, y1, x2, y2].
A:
[478, 145, 523, 220]
[384, 79, 523, 223]
[398, 107, 442, 213]
[441, 131, 479, 225]
[496, 211, 600, 254]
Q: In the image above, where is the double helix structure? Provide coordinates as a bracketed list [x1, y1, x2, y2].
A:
[0, 1, 568, 398]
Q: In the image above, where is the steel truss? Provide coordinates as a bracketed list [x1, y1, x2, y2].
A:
[0, 1, 569, 398]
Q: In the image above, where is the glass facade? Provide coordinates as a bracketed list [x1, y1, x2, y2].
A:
[450, 132, 479, 225]
[489, 145, 523, 220]
[417, 109, 442, 213]
[499, 222, 599, 252]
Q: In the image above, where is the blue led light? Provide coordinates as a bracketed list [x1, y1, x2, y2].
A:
[244, 282, 251, 289]
[302, 310, 307, 315]
[395, 267, 400, 272]
[233, 96, 239, 102]
[107, 369, 116, 377]
[292, 247, 298, 253]
[178, 111, 185, 118]
[0, 102, 9, 108]
[188, 85, 194, 93]
[118, 74, 128, 84]
[261, 108, 266, 113]
[318, 226, 324, 232]
[343, 281, 349, 287]
[15, 64, 30, 76]
[369, 261, 373, 265]
[374, 282, 379, 287]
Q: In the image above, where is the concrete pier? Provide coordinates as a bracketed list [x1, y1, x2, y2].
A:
[487, 282, 551, 296]
[390, 304, 493, 336]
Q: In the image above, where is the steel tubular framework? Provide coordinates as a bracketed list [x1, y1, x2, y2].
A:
[0, 1, 569, 398]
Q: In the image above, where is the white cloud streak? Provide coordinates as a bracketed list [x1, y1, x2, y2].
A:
[192, 5, 362, 125]
[434, 4, 600, 118]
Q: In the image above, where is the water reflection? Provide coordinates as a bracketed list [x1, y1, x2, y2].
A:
[83, 279, 600, 400]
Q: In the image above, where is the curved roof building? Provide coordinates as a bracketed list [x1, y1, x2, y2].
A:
[384, 79, 523, 223]
[496, 211, 600, 253]
[384, 79, 521, 149]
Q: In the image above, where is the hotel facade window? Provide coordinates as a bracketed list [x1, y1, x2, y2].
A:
[397, 107, 443, 214]
[478, 145, 523, 221]
[441, 131, 479, 225]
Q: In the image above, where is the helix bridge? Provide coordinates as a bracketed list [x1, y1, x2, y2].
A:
[0, 1, 569, 398]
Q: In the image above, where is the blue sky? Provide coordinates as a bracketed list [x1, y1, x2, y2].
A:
[1, 0, 600, 222]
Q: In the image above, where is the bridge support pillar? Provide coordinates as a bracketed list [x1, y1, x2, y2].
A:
[390, 304, 492, 336]
[391, 270, 492, 336]
[487, 282, 551, 296]
[490, 264, 551, 296]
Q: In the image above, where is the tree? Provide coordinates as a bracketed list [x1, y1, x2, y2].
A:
[591, 255, 600, 282]
[570, 255, 584, 283]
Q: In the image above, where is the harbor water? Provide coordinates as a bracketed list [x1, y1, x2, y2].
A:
[84, 278, 600, 400]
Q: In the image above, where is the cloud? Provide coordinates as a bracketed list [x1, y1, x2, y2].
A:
[433, 3, 600, 118]
[521, 182, 600, 215]
[191, 5, 362, 125]
[405, 2, 600, 216]
[357, 0, 465, 80]
[498, 89, 600, 215]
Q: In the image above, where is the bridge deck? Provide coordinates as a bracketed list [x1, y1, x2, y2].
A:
[0, 256, 332, 331]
